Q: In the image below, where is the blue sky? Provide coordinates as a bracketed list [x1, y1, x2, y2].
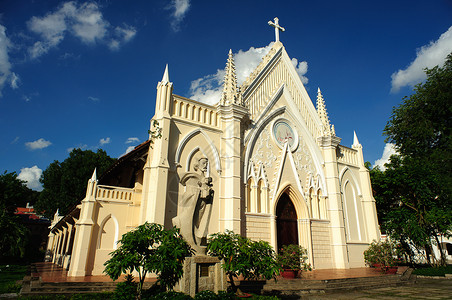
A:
[1, 0, 451, 191]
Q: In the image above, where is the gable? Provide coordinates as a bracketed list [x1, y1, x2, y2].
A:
[241, 43, 323, 140]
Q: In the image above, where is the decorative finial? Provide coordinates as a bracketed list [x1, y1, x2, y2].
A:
[268, 17, 285, 42]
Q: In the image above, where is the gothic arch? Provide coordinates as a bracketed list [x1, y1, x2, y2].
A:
[97, 214, 119, 250]
[175, 128, 221, 173]
[339, 167, 362, 196]
[272, 184, 309, 220]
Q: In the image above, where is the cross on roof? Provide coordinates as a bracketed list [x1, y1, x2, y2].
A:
[268, 17, 285, 42]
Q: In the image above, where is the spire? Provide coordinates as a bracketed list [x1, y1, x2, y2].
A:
[352, 131, 362, 148]
[317, 87, 334, 136]
[221, 49, 242, 106]
[161, 64, 169, 84]
[90, 168, 97, 182]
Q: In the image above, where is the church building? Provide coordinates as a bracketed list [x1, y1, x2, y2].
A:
[46, 18, 380, 277]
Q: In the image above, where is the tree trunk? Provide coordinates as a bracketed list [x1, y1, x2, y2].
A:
[434, 235, 446, 266]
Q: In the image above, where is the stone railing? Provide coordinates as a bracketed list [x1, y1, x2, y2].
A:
[337, 145, 359, 166]
[172, 95, 220, 128]
[96, 185, 135, 202]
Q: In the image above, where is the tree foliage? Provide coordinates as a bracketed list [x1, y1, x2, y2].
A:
[207, 230, 279, 293]
[104, 222, 193, 299]
[35, 148, 115, 218]
[0, 171, 35, 260]
[371, 52, 452, 266]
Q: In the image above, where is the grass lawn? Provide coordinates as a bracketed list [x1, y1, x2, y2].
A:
[0, 264, 28, 294]
[413, 265, 452, 277]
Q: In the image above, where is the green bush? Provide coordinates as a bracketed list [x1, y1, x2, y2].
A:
[70, 292, 114, 300]
[113, 274, 138, 300]
[0, 264, 27, 294]
[276, 244, 311, 272]
[194, 290, 219, 300]
[250, 295, 280, 300]
[144, 290, 193, 300]
[363, 240, 403, 269]
[207, 231, 279, 293]
[413, 265, 452, 277]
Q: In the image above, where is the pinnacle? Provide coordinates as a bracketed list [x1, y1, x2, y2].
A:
[161, 64, 169, 83]
[316, 87, 333, 136]
[221, 49, 242, 105]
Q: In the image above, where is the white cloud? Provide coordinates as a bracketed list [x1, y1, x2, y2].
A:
[25, 138, 52, 150]
[88, 96, 99, 101]
[67, 144, 87, 152]
[11, 136, 20, 144]
[99, 137, 111, 145]
[189, 43, 309, 104]
[126, 137, 140, 144]
[391, 26, 452, 93]
[373, 143, 398, 170]
[10, 72, 20, 89]
[166, 0, 190, 31]
[109, 24, 137, 51]
[69, 2, 108, 44]
[0, 24, 15, 97]
[27, 1, 136, 59]
[120, 145, 136, 157]
[189, 69, 225, 105]
[291, 58, 308, 84]
[18, 165, 43, 191]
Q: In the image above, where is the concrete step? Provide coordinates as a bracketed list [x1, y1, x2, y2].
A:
[21, 277, 155, 297]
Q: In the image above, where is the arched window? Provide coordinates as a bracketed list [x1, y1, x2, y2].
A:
[246, 177, 254, 212]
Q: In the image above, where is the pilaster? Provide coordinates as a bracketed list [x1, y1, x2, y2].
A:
[318, 135, 350, 269]
[218, 104, 248, 233]
[68, 171, 98, 277]
[353, 138, 381, 242]
[141, 65, 173, 226]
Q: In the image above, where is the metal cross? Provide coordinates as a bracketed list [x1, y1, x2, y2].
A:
[268, 17, 285, 42]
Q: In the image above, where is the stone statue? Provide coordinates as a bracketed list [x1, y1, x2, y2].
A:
[172, 157, 214, 254]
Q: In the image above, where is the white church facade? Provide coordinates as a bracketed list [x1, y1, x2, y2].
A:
[46, 19, 380, 277]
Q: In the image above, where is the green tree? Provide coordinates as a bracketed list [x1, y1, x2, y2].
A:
[35, 148, 116, 219]
[0, 171, 35, 261]
[372, 52, 452, 266]
[207, 230, 279, 294]
[104, 222, 193, 300]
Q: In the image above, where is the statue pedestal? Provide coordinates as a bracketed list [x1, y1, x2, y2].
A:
[175, 255, 226, 297]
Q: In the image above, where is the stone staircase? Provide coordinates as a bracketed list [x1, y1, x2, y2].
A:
[237, 269, 415, 298]
[20, 276, 154, 297]
[21, 268, 415, 298]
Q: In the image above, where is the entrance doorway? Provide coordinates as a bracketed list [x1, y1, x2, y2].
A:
[276, 192, 299, 251]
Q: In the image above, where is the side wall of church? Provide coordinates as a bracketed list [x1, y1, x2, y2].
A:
[90, 201, 141, 275]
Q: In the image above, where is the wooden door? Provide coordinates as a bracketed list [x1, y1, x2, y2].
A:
[276, 193, 299, 251]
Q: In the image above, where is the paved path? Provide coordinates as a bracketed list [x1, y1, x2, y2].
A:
[307, 278, 452, 299]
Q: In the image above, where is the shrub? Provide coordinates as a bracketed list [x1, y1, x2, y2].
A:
[207, 231, 279, 293]
[363, 239, 403, 269]
[194, 290, 219, 300]
[113, 274, 138, 300]
[104, 222, 194, 299]
[144, 291, 192, 300]
[276, 244, 311, 272]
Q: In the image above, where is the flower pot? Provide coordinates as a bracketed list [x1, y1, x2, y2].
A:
[281, 269, 298, 279]
[372, 263, 381, 268]
[385, 266, 398, 274]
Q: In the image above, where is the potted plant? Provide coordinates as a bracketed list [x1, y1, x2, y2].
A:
[363, 240, 403, 273]
[277, 244, 311, 278]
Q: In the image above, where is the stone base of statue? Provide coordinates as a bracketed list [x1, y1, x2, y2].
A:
[175, 255, 226, 297]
